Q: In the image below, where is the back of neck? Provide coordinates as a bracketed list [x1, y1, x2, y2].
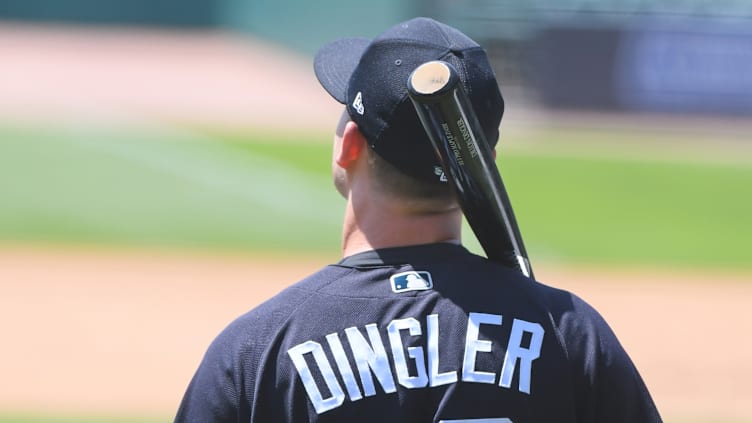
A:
[340, 198, 462, 258]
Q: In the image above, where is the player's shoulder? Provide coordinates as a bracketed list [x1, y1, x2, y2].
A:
[455, 252, 612, 342]
[207, 265, 350, 354]
[522, 276, 607, 327]
[432, 248, 596, 320]
[235, 264, 351, 323]
[522, 276, 625, 358]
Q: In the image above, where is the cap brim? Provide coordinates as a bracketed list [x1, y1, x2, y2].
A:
[314, 38, 370, 104]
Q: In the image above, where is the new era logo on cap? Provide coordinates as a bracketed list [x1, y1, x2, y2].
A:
[353, 91, 365, 115]
[390, 271, 433, 293]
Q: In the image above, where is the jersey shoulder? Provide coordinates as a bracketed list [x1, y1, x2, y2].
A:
[220, 264, 354, 347]
[523, 279, 662, 422]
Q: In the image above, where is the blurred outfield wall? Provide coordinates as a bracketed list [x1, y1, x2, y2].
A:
[2, 0, 751, 118]
[430, 1, 752, 117]
[0, 0, 419, 53]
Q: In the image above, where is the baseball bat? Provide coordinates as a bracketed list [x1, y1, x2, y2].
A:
[407, 60, 534, 279]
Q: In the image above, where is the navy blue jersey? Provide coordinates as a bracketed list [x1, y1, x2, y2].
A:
[176, 243, 661, 422]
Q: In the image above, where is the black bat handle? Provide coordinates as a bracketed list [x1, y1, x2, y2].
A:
[407, 61, 534, 279]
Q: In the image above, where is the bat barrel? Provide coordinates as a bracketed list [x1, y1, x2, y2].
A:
[408, 61, 534, 279]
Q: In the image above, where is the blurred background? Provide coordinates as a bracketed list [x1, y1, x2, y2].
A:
[0, 1, 750, 422]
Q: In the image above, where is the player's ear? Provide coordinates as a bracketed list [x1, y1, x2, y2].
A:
[492, 148, 497, 160]
[336, 121, 367, 169]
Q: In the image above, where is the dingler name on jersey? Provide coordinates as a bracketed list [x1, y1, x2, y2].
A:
[287, 312, 545, 414]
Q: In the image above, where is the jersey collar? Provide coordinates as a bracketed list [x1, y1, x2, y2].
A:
[337, 242, 469, 268]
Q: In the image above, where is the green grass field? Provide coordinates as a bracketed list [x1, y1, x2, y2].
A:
[1, 122, 750, 269]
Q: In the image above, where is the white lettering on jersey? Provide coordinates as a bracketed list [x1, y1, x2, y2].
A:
[499, 319, 544, 394]
[287, 340, 345, 414]
[287, 312, 545, 414]
[345, 324, 397, 396]
[427, 313, 458, 387]
[388, 317, 428, 389]
[462, 312, 503, 384]
[326, 333, 363, 401]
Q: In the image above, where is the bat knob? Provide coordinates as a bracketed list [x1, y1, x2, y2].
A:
[408, 61, 459, 97]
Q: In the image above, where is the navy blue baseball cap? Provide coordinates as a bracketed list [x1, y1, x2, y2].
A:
[314, 17, 504, 184]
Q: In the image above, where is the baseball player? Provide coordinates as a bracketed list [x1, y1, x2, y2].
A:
[175, 17, 662, 422]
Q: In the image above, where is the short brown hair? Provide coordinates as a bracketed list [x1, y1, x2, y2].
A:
[366, 147, 455, 203]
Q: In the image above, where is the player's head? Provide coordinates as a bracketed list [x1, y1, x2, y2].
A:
[315, 17, 504, 200]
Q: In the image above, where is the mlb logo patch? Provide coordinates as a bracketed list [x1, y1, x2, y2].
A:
[390, 271, 433, 293]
